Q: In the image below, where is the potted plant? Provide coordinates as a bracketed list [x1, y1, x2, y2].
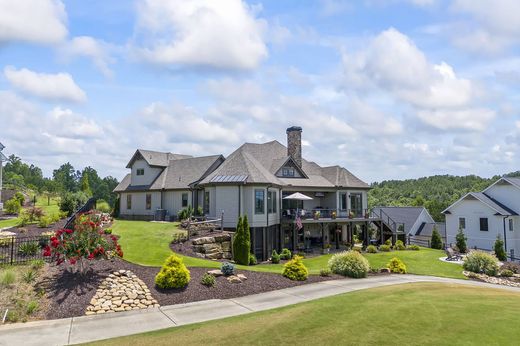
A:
[314, 211, 321, 220]
[331, 210, 337, 219]
[348, 211, 354, 219]
[364, 211, 370, 219]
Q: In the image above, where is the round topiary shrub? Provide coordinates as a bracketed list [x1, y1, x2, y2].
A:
[282, 255, 308, 281]
[280, 248, 292, 260]
[463, 250, 499, 276]
[379, 244, 391, 252]
[155, 254, 191, 289]
[366, 245, 378, 253]
[387, 257, 407, 274]
[201, 273, 216, 287]
[271, 249, 281, 264]
[249, 253, 257, 265]
[394, 240, 406, 251]
[328, 250, 370, 278]
[408, 244, 420, 251]
[221, 262, 235, 276]
[320, 268, 331, 277]
[500, 269, 514, 278]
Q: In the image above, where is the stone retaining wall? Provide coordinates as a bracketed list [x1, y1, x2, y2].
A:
[191, 233, 232, 260]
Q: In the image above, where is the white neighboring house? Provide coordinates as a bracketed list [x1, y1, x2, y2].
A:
[443, 177, 520, 258]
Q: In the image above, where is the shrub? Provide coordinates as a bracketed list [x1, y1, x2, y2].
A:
[463, 250, 499, 276]
[320, 268, 332, 277]
[455, 228, 467, 253]
[23, 270, 37, 283]
[328, 251, 370, 278]
[221, 262, 235, 276]
[501, 269, 514, 277]
[366, 245, 378, 253]
[177, 206, 193, 221]
[30, 259, 45, 270]
[233, 216, 250, 265]
[494, 237, 507, 261]
[17, 210, 30, 227]
[6, 310, 19, 323]
[112, 197, 120, 218]
[96, 200, 111, 214]
[280, 248, 292, 260]
[430, 226, 443, 249]
[394, 240, 406, 251]
[501, 262, 520, 274]
[249, 253, 257, 265]
[19, 241, 39, 256]
[271, 249, 281, 264]
[59, 192, 88, 216]
[27, 207, 44, 222]
[155, 254, 191, 289]
[282, 255, 308, 281]
[196, 206, 204, 216]
[104, 228, 113, 235]
[384, 238, 392, 246]
[4, 198, 22, 214]
[408, 244, 420, 251]
[51, 213, 61, 223]
[26, 301, 39, 315]
[14, 191, 25, 206]
[59, 211, 69, 219]
[379, 244, 391, 252]
[387, 257, 407, 274]
[1, 270, 16, 286]
[0, 237, 12, 247]
[201, 273, 216, 287]
[38, 215, 53, 228]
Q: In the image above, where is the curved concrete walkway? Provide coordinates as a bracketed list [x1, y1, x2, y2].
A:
[1, 274, 520, 346]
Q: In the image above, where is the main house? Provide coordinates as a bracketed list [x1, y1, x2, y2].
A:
[114, 127, 400, 260]
[443, 176, 520, 259]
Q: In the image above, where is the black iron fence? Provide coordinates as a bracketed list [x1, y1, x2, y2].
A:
[0, 235, 51, 265]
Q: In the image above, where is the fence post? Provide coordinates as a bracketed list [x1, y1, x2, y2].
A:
[10, 236, 14, 265]
[406, 234, 410, 245]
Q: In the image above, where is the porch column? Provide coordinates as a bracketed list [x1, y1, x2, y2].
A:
[321, 223, 325, 251]
[341, 224, 347, 242]
[380, 221, 384, 245]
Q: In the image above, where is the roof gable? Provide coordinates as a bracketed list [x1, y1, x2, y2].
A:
[126, 149, 192, 168]
[442, 192, 518, 216]
[273, 156, 308, 178]
[483, 176, 520, 194]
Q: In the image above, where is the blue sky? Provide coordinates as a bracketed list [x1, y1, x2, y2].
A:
[0, 0, 519, 183]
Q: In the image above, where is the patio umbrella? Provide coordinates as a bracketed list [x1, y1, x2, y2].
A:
[283, 192, 313, 200]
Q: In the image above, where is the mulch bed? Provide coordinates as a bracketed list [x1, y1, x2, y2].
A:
[41, 257, 347, 320]
[5, 219, 68, 238]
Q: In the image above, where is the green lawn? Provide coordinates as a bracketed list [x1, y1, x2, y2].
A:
[85, 282, 520, 346]
[112, 220, 464, 279]
[0, 196, 61, 229]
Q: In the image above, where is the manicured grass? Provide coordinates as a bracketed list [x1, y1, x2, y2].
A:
[0, 196, 61, 229]
[85, 282, 520, 346]
[0, 217, 19, 229]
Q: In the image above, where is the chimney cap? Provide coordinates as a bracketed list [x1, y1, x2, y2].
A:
[286, 126, 302, 133]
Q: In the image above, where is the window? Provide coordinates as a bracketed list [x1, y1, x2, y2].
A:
[509, 219, 514, 232]
[204, 191, 210, 214]
[459, 217, 466, 229]
[350, 193, 363, 217]
[267, 191, 277, 214]
[182, 193, 189, 208]
[255, 189, 265, 214]
[145, 194, 151, 210]
[282, 168, 295, 177]
[136, 168, 144, 176]
[126, 194, 132, 210]
[480, 218, 488, 232]
[340, 193, 347, 210]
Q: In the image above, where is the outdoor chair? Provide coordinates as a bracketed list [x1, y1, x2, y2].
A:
[445, 247, 463, 261]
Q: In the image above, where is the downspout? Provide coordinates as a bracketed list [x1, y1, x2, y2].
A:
[238, 184, 241, 219]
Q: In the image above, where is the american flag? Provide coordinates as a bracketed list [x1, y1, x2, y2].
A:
[296, 215, 303, 230]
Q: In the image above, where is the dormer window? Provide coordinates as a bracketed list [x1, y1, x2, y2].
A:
[282, 168, 295, 177]
[136, 168, 144, 176]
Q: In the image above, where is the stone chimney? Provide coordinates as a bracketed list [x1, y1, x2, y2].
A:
[286, 126, 302, 167]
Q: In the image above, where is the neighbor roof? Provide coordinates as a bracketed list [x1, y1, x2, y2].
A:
[372, 206, 429, 234]
[415, 222, 445, 237]
[126, 149, 192, 168]
[442, 192, 518, 216]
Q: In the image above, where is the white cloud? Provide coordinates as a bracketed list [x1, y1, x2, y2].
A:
[416, 108, 496, 131]
[133, 0, 268, 70]
[0, 0, 67, 44]
[59, 36, 115, 78]
[4, 66, 86, 103]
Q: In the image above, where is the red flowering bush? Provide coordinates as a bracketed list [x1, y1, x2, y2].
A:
[43, 212, 122, 273]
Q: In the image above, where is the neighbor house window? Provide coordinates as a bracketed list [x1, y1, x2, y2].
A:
[282, 168, 295, 177]
[340, 193, 347, 210]
[509, 219, 514, 231]
[127, 194, 132, 210]
[182, 193, 188, 208]
[145, 194, 151, 210]
[255, 189, 265, 214]
[136, 168, 144, 176]
[480, 218, 488, 232]
[459, 217, 466, 229]
[267, 191, 277, 214]
[204, 191, 210, 214]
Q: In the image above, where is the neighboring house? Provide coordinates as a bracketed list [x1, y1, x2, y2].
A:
[372, 206, 445, 246]
[443, 177, 520, 258]
[114, 126, 400, 260]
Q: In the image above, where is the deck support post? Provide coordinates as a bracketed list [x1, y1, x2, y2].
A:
[321, 223, 325, 251]
[292, 223, 297, 253]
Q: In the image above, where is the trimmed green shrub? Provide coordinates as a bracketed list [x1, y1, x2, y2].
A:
[501, 269, 514, 277]
[455, 228, 467, 253]
[59, 191, 88, 216]
[112, 197, 120, 218]
[387, 257, 407, 274]
[379, 244, 391, 252]
[26, 301, 39, 315]
[233, 216, 251, 265]
[4, 198, 22, 214]
[494, 237, 507, 261]
[155, 254, 191, 289]
[19, 241, 39, 256]
[384, 238, 392, 246]
[366, 245, 378, 253]
[96, 200, 111, 214]
[463, 250, 499, 276]
[38, 215, 53, 228]
[249, 253, 257, 265]
[14, 192, 25, 206]
[282, 255, 308, 281]
[280, 248, 292, 260]
[394, 240, 406, 251]
[328, 250, 370, 278]
[221, 262, 234, 276]
[408, 244, 420, 251]
[430, 226, 443, 249]
[320, 268, 332, 277]
[177, 206, 193, 221]
[271, 249, 280, 264]
[1, 270, 16, 286]
[201, 273, 216, 287]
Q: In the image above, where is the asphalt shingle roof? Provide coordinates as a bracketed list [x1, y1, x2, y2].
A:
[470, 192, 518, 216]
[372, 206, 428, 234]
[126, 149, 192, 168]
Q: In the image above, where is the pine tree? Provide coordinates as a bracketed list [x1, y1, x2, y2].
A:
[455, 228, 467, 253]
[430, 226, 443, 249]
[494, 236, 507, 261]
[80, 173, 93, 197]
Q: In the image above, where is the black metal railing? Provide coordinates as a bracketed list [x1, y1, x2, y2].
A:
[0, 235, 52, 265]
[63, 197, 97, 230]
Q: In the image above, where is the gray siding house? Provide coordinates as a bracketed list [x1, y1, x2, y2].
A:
[115, 127, 397, 260]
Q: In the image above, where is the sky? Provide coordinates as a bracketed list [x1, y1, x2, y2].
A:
[0, 0, 519, 183]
